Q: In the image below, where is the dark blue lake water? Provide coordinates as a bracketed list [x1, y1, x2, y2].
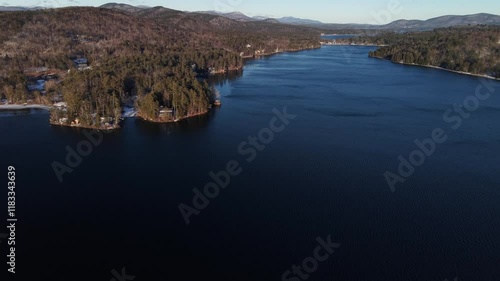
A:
[1, 46, 500, 281]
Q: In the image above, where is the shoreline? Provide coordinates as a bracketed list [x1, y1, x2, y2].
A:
[244, 46, 321, 59]
[371, 56, 500, 81]
[0, 103, 119, 130]
[49, 121, 119, 130]
[320, 43, 387, 47]
[136, 110, 210, 124]
[0, 104, 52, 110]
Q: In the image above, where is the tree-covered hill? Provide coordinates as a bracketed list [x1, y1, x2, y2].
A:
[102, 4, 322, 56]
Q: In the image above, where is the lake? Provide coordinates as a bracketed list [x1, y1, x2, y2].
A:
[1, 46, 500, 281]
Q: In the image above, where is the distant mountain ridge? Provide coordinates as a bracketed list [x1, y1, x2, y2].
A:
[197, 11, 255, 21]
[196, 11, 323, 24]
[197, 11, 500, 30]
[98, 3, 147, 13]
[0, 6, 44, 11]
[1, 4, 499, 31]
[380, 13, 500, 30]
[186, 11, 500, 30]
[276, 16, 323, 25]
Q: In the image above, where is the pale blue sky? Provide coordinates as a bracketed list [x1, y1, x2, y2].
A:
[6, 0, 500, 24]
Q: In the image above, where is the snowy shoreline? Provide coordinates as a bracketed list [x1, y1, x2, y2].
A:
[0, 103, 139, 118]
[0, 104, 52, 110]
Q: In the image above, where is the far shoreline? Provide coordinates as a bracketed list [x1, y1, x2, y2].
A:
[241, 45, 321, 59]
[320, 43, 387, 47]
[370, 56, 500, 81]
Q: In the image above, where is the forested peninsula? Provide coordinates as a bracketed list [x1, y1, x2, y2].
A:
[0, 5, 320, 129]
[348, 26, 500, 79]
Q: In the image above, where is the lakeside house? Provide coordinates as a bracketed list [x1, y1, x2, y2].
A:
[73, 58, 90, 71]
[159, 107, 174, 118]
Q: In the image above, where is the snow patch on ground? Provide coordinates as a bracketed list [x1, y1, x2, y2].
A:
[122, 106, 137, 118]
[53, 102, 67, 107]
[0, 104, 51, 110]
